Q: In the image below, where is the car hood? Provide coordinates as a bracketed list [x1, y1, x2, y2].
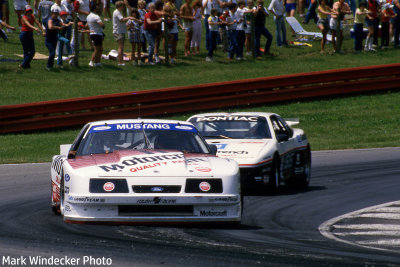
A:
[207, 139, 272, 165]
[67, 149, 217, 177]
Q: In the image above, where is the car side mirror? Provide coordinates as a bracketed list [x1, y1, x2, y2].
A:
[68, 151, 77, 159]
[276, 133, 289, 143]
[209, 144, 218, 155]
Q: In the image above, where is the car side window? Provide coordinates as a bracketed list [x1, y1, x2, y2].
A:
[270, 116, 291, 141]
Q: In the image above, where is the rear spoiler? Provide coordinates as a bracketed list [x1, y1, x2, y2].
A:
[285, 118, 299, 127]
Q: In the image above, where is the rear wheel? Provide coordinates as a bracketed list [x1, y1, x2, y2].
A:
[268, 157, 280, 192]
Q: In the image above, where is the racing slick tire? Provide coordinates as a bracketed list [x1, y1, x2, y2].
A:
[286, 148, 311, 189]
[268, 156, 280, 192]
[51, 184, 61, 215]
[59, 178, 65, 218]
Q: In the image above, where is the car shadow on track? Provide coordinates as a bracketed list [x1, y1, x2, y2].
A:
[242, 185, 326, 197]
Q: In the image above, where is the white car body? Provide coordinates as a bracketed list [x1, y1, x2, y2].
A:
[187, 112, 311, 190]
[51, 119, 241, 223]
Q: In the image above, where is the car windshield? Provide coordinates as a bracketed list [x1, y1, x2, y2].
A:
[77, 123, 210, 155]
[189, 116, 272, 139]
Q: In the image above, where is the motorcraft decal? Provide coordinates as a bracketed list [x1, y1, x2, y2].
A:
[89, 123, 197, 133]
[99, 153, 184, 172]
[199, 210, 227, 216]
[99, 154, 208, 172]
[194, 116, 258, 122]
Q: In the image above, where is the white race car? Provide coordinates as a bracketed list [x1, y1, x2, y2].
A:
[51, 119, 241, 223]
[187, 112, 311, 190]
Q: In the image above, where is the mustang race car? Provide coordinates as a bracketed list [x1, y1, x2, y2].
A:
[187, 112, 311, 190]
[51, 119, 241, 223]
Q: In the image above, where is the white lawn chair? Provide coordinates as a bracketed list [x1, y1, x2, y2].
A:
[286, 16, 332, 42]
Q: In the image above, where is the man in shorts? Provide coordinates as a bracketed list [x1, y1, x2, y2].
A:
[180, 0, 194, 56]
[14, 0, 28, 26]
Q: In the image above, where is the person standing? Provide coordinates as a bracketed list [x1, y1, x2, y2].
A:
[353, 1, 369, 52]
[14, 0, 29, 27]
[87, 1, 105, 67]
[268, 0, 287, 47]
[180, 0, 194, 56]
[202, 0, 216, 51]
[190, 0, 202, 54]
[37, 0, 53, 28]
[113, 1, 132, 66]
[45, 9, 65, 70]
[206, 7, 219, 61]
[317, 0, 333, 53]
[57, 10, 73, 67]
[126, 8, 144, 65]
[19, 5, 44, 69]
[254, 0, 273, 57]
[365, 0, 380, 50]
[330, 0, 351, 53]
[392, 0, 400, 47]
[381, 2, 395, 48]
[143, 2, 161, 64]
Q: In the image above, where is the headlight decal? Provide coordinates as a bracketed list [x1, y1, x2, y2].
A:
[89, 179, 129, 193]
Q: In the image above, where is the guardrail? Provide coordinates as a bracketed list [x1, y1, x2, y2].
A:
[1, 63, 400, 134]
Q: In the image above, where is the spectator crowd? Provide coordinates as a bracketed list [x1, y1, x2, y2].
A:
[0, 0, 399, 69]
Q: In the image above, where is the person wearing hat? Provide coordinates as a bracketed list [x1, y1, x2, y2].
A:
[19, 5, 45, 69]
[56, 10, 73, 67]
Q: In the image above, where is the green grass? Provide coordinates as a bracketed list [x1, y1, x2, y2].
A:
[1, 3, 400, 163]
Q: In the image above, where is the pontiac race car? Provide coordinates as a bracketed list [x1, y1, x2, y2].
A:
[187, 112, 311, 190]
[51, 119, 241, 223]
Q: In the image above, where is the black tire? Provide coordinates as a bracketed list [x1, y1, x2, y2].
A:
[286, 148, 311, 189]
[298, 148, 311, 189]
[59, 178, 65, 218]
[268, 157, 280, 192]
[51, 183, 61, 215]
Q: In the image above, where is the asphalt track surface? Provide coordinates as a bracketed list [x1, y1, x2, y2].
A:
[1, 148, 400, 266]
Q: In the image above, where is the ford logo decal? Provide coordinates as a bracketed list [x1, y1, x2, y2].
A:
[151, 187, 164, 192]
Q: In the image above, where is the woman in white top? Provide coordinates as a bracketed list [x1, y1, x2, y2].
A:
[87, 1, 105, 67]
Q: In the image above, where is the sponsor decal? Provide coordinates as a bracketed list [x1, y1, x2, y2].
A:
[137, 197, 177, 204]
[151, 187, 164, 192]
[215, 144, 227, 149]
[209, 197, 239, 203]
[93, 126, 112, 131]
[195, 167, 212, 172]
[68, 196, 106, 203]
[99, 153, 184, 172]
[217, 150, 249, 155]
[65, 205, 71, 212]
[199, 182, 211, 192]
[103, 182, 115, 192]
[130, 162, 168, 173]
[195, 116, 259, 122]
[199, 210, 227, 216]
[89, 123, 198, 134]
[64, 174, 70, 182]
[175, 125, 194, 130]
[65, 186, 70, 194]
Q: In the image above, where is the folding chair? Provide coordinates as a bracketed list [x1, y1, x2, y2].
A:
[286, 16, 332, 42]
